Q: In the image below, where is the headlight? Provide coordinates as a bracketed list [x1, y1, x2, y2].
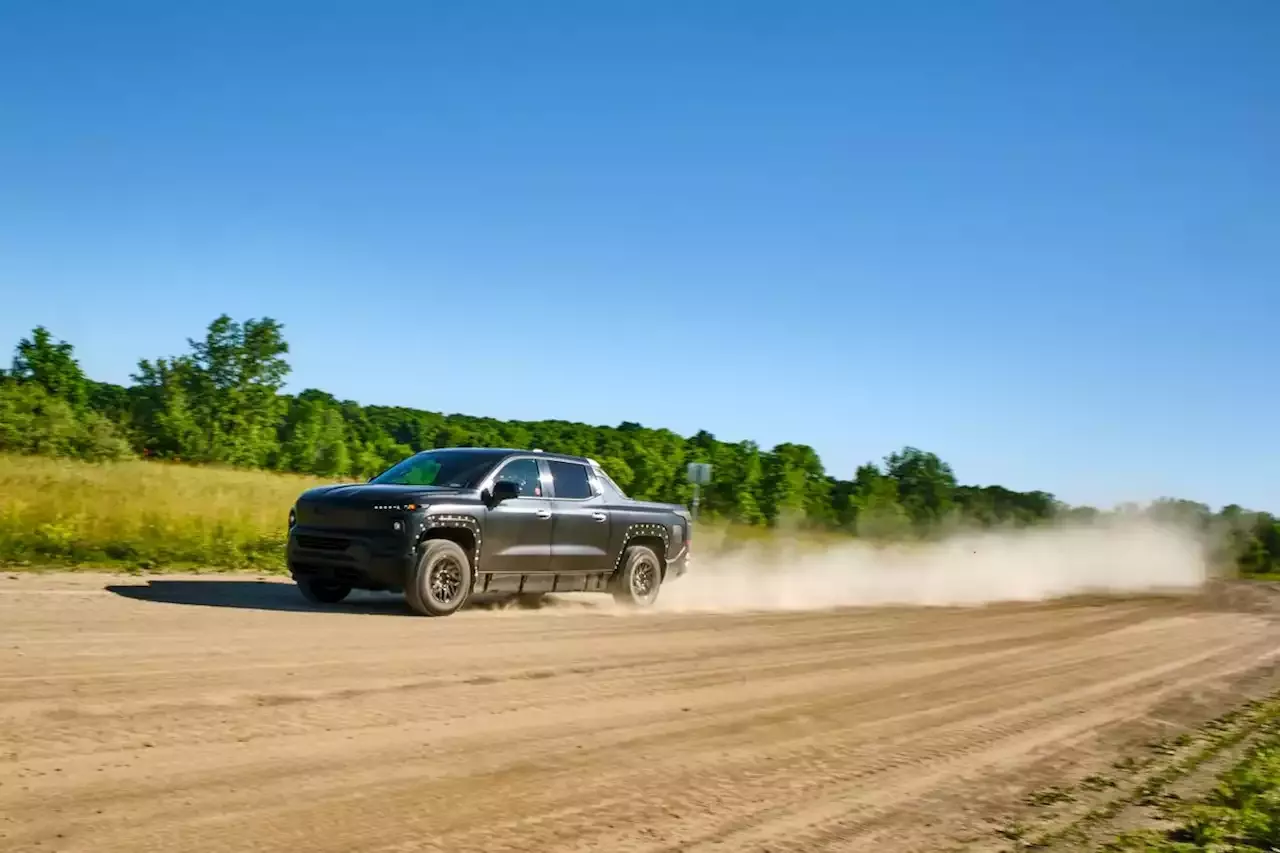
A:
[288, 506, 297, 529]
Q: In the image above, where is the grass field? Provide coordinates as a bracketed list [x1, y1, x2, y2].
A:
[0, 453, 842, 571]
[0, 454, 330, 570]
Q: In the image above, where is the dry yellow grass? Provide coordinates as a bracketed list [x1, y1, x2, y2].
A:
[0, 454, 331, 569]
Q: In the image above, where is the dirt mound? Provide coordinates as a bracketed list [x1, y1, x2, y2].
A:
[1196, 578, 1280, 614]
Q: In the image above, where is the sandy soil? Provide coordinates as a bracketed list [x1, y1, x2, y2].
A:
[3, 573, 1280, 853]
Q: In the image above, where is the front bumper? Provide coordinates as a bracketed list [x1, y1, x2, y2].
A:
[667, 549, 690, 580]
[287, 527, 414, 591]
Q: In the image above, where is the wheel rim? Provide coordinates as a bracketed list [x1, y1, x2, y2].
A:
[631, 558, 657, 599]
[428, 556, 464, 606]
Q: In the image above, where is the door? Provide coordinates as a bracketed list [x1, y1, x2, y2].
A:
[480, 457, 553, 573]
[546, 459, 613, 574]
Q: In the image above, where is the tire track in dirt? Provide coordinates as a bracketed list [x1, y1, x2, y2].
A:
[1, 575, 1278, 853]
[290, 618, 1263, 853]
[1, 603, 1183, 797]
[669, 634, 1280, 853]
[1, 600, 1167, 753]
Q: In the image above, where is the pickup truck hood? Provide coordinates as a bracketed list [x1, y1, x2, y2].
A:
[298, 483, 470, 505]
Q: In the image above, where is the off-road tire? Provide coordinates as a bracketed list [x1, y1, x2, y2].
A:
[405, 538, 473, 617]
[611, 544, 663, 608]
[296, 577, 352, 605]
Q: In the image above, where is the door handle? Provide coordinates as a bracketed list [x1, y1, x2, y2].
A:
[535, 509, 552, 519]
[591, 512, 606, 522]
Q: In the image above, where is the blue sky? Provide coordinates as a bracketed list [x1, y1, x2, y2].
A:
[1, 1, 1276, 511]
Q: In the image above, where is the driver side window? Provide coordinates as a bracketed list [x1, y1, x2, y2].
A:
[492, 458, 543, 497]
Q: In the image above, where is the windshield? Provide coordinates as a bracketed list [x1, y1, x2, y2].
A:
[369, 450, 499, 488]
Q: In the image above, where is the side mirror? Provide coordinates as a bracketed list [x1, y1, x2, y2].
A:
[491, 480, 520, 503]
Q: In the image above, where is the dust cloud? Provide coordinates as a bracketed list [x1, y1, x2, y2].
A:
[653, 517, 1212, 614]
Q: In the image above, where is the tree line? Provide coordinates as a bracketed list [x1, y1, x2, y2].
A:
[2, 315, 1277, 572]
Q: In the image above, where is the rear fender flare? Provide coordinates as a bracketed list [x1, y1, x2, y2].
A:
[613, 522, 671, 576]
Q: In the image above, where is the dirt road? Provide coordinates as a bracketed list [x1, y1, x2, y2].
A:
[3, 573, 1280, 853]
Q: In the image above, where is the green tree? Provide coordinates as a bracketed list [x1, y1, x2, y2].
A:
[850, 463, 912, 540]
[186, 315, 290, 466]
[884, 446, 957, 532]
[278, 394, 352, 477]
[130, 356, 205, 460]
[131, 315, 290, 467]
[724, 441, 766, 525]
[954, 485, 1058, 527]
[0, 380, 130, 461]
[597, 455, 635, 493]
[761, 443, 830, 527]
[1147, 497, 1213, 530]
[11, 326, 88, 407]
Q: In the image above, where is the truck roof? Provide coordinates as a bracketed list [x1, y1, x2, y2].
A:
[427, 446, 593, 465]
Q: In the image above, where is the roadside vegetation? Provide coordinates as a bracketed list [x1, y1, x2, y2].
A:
[1100, 698, 1280, 852]
[1106, 731, 1280, 850]
[1, 315, 1278, 573]
[992, 691, 1280, 852]
[0, 454, 321, 570]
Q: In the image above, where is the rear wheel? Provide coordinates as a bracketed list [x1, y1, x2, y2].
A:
[612, 544, 663, 608]
[405, 539, 473, 617]
[296, 577, 352, 605]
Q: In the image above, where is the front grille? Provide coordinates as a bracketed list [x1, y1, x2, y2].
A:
[295, 502, 372, 530]
[296, 535, 350, 552]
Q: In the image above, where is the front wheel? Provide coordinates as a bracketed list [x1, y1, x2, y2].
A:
[612, 544, 663, 608]
[296, 577, 352, 605]
[405, 539, 473, 617]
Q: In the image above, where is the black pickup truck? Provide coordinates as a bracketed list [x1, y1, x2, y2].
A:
[286, 447, 693, 616]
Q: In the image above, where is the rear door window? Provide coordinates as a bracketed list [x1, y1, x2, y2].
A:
[547, 460, 594, 500]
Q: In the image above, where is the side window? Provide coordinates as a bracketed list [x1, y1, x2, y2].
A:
[594, 465, 628, 498]
[548, 460, 593, 500]
[493, 458, 543, 497]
